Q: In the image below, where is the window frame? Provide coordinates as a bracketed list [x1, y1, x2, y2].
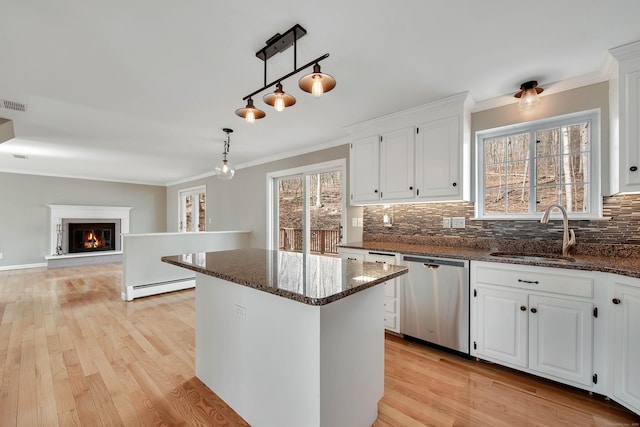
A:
[475, 109, 602, 220]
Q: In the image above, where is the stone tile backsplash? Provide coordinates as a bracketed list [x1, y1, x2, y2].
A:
[362, 194, 640, 256]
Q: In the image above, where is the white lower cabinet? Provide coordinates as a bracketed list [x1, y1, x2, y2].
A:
[365, 251, 401, 333]
[528, 295, 593, 386]
[471, 261, 600, 392]
[611, 276, 640, 414]
[337, 248, 402, 333]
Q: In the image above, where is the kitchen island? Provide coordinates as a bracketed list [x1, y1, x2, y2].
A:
[162, 248, 408, 427]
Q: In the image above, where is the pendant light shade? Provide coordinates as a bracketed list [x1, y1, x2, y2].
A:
[263, 83, 296, 111]
[215, 128, 235, 180]
[515, 81, 543, 111]
[299, 63, 336, 98]
[235, 98, 266, 123]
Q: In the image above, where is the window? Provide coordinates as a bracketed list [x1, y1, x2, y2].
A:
[476, 110, 601, 219]
[179, 186, 206, 231]
[267, 160, 346, 255]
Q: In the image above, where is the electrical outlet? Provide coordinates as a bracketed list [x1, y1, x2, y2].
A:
[442, 218, 451, 228]
[452, 217, 466, 228]
[356, 217, 363, 227]
[352, 217, 358, 227]
[0, 252, 3, 259]
[234, 304, 247, 319]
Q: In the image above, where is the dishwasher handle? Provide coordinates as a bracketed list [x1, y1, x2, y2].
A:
[403, 255, 467, 268]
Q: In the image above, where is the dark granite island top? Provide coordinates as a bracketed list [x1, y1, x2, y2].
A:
[161, 247, 408, 305]
[161, 247, 408, 426]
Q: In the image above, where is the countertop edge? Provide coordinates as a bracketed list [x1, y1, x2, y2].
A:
[340, 242, 640, 279]
[161, 255, 408, 306]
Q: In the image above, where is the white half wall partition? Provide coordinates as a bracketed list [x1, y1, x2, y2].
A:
[122, 231, 251, 301]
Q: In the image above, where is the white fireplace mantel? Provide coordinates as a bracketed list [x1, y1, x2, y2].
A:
[47, 205, 132, 257]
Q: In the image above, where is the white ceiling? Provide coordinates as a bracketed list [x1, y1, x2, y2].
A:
[1, 1, 639, 186]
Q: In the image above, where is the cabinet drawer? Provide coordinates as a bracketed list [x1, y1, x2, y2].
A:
[475, 264, 593, 298]
[384, 281, 396, 298]
[384, 314, 397, 330]
[384, 297, 397, 314]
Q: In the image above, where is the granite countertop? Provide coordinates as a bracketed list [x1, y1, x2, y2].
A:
[161, 248, 408, 306]
[341, 241, 640, 279]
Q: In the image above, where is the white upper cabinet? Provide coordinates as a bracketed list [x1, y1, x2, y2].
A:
[379, 127, 415, 201]
[349, 135, 380, 204]
[347, 92, 473, 205]
[609, 40, 640, 194]
[415, 115, 462, 200]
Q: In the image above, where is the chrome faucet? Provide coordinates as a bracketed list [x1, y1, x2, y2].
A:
[540, 204, 576, 258]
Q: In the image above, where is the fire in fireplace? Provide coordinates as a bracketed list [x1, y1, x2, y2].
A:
[68, 223, 116, 253]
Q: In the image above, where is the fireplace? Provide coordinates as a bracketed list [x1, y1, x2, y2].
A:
[68, 222, 116, 253]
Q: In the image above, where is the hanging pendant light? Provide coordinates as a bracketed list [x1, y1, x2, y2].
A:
[263, 82, 296, 112]
[299, 63, 336, 98]
[215, 128, 235, 180]
[235, 98, 266, 123]
[514, 81, 543, 111]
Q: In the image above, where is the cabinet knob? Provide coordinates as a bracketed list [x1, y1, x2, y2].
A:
[452, 182, 457, 187]
[631, 166, 638, 172]
[520, 306, 527, 311]
[374, 189, 378, 193]
[530, 308, 537, 313]
[409, 186, 413, 190]
[612, 298, 621, 305]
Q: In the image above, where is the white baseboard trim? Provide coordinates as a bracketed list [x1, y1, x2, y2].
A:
[0, 262, 48, 271]
[124, 278, 196, 301]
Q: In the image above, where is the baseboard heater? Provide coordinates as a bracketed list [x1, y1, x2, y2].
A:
[124, 277, 195, 301]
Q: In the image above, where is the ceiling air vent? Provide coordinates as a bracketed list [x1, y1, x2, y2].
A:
[13, 154, 28, 160]
[1, 100, 27, 112]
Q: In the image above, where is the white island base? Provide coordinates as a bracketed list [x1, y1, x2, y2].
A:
[195, 272, 385, 427]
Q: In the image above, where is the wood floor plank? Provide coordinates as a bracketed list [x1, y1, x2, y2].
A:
[0, 263, 638, 426]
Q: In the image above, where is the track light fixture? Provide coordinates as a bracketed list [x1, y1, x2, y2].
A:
[215, 128, 235, 180]
[515, 80, 543, 111]
[235, 24, 335, 122]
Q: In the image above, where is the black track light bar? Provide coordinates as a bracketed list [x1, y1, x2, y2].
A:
[242, 53, 330, 101]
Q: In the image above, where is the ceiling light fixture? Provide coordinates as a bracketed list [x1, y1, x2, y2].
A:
[515, 80, 543, 111]
[235, 24, 335, 122]
[263, 82, 296, 112]
[215, 128, 235, 180]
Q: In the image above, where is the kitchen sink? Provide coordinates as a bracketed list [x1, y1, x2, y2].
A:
[489, 252, 576, 263]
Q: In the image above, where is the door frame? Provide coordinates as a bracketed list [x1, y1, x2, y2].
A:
[266, 159, 346, 251]
[178, 185, 207, 232]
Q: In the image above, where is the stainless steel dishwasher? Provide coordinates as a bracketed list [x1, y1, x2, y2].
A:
[401, 255, 470, 354]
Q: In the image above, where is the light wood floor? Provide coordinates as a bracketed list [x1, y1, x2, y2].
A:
[0, 264, 638, 426]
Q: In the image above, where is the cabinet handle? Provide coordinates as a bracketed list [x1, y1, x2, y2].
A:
[416, 189, 420, 196]
[530, 308, 537, 313]
[518, 279, 539, 284]
[612, 298, 621, 305]
[452, 182, 457, 187]
[347, 257, 357, 261]
[520, 306, 527, 311]
[631, 166, 638, 172]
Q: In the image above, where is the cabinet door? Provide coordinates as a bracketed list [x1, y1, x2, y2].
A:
[349, 136, 380, 204]
[528, 295, 593, 386]
[612, 280, 640, 413]
[475, 286, 528, 368]
[622, 67, 640, 188]
[379, 127, 415, 201]
[415, 115, 460, 200]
